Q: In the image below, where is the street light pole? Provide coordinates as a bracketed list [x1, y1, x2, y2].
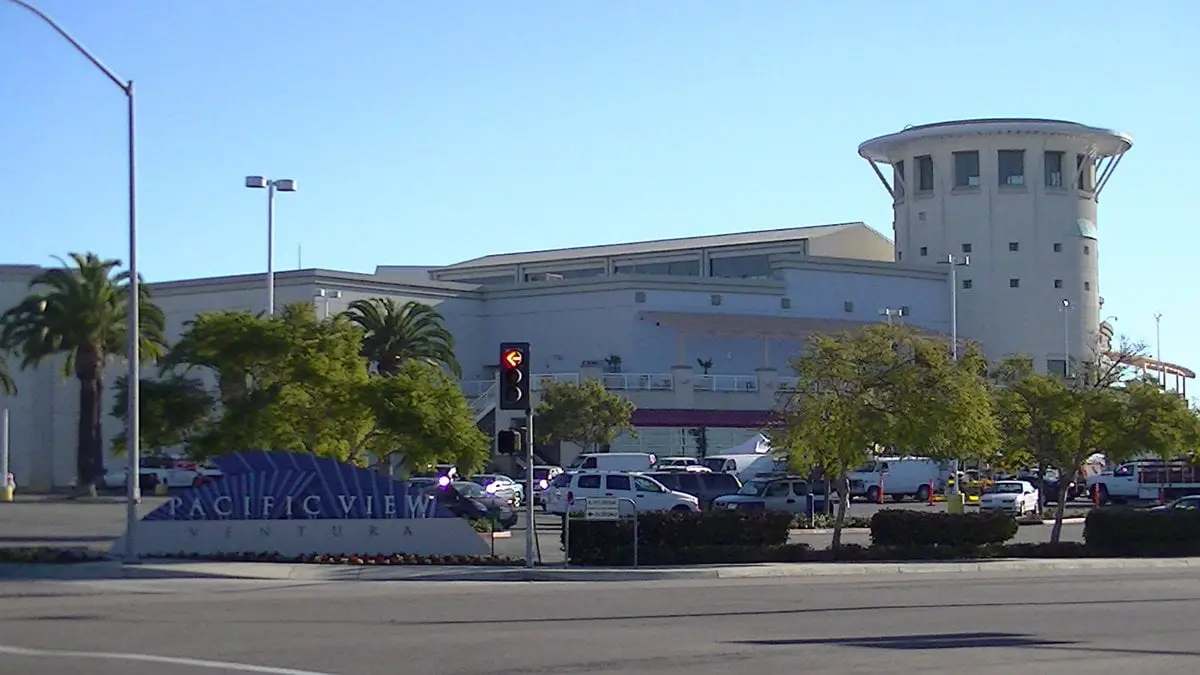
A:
[938, 255, 970, 361]
[3, 0, 142, 554]
[245, 176, 297, 315]
[1154, 313, 1163, 386]
[1061, 299, 1071, 377]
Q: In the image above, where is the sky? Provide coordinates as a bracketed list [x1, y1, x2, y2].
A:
[1, 0, 1198, 382]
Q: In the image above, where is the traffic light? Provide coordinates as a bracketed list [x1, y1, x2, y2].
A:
[496, 429, 521, 455]
[498, 342, 530, 411]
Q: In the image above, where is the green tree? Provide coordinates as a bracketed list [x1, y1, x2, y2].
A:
[535, 379, 636, 453]
[358, 361, 490, 475]
[770, 325, 997, 548]
[0, 253, 166, 494]
[109, 375, 213, 455]
[342, 298, 461, 378]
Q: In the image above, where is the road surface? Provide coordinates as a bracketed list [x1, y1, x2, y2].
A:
[0, 567, 1195, 674]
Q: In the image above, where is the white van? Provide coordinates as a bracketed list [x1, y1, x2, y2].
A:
[567, 452, 657, 473]
[847, 457, 946, 502]
[702, 454, 785, 483]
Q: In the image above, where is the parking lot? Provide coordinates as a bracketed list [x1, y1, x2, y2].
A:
[0, 495, 1090, 565]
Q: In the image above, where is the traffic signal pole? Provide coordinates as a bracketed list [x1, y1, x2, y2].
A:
[524, 413, 535, 569]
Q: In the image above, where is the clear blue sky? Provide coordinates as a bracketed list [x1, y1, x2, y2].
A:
[2, 0, 1198, 383]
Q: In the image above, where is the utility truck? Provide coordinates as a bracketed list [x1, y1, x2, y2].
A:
[1086, 460, 1200, 504]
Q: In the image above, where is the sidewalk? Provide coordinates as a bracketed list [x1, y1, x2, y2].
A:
[2, 554, 1195, 583]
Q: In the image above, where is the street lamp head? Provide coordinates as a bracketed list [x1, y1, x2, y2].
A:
[274, 179, 297, 192]
[1062, 299, 1070, 308]
[245, 175, 268, 189]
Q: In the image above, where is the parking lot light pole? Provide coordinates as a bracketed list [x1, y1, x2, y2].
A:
[2, 0, 142, 552]
[938, 254, 969, 495]
[245, 176, 297, 315]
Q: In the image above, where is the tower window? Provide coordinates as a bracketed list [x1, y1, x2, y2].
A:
[1008, 242, 1019, 252]
[919, 246, 928, 256]
[916, 155, 934, 191]
[998, 150, 1025, 186]
[844, 301, 854, 313]
[1045, 151, 1064, 187]
[962, 279, 973, 289]
[1009, 278, 1020, 288]
[1084, 245, 1091, 255]
[954, 151, 980, 187]
[1077, 154, 1096, 191]
[1084, 282, 1091, 291]
[961, 243, 972, 254]
[1053, 242, 1063, 252]
[1054, 279, 1063, 289]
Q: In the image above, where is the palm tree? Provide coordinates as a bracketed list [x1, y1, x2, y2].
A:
[0, 253, 167, 494]
[0, 354, 14, 396]
[342, 298, 461, 378]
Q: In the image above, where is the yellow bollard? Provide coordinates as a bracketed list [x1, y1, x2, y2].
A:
[153, 482, 169, 496]
[945, 492, 966, 514]
[1, 485, 12, 502]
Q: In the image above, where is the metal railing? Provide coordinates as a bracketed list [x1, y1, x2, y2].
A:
[601, 373, 674, 391]
[532, 373, 580, 391]
[470, 382, 497, 423]
[694, 374, 758, 392]
[461, 380, 495, 398]
[777, 377, 800, 391]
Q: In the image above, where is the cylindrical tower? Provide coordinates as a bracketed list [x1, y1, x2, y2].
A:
[858, 118, 1132, 374]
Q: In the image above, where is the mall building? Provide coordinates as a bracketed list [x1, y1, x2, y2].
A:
[2, 118, 1190, 490]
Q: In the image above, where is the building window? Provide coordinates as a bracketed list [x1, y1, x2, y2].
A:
[953, 151, 980, 187]
[844, 301, 854, 313]
[1084, 245, 1090, 255]
[451, 274, 515, 285]
[780, 298, 791, 309]
[916, 155, 934, 191]
[1009, 278, 1020, 288]
[710, 294, 722, 306]
[524, 268, 604, 282]
[894, 160, 905, 198]
[1045, 151, 1064, 187]
[998, 150, 1025, 186]
[962, 279, 972, 290]
[708, 254, 772, 279]
[614, 260, 700, 276]
[1008, 242, 1019, 252]
[1077, 154, 1095, 191]
[919, 246, 928, 257]
[1054, 279, 1063, 289]
[897, 251, 903, 261]
[1053, 242, 1063, 252]
[962, 243, 972, 254]
[1084, 281, 1091, 291]
[1047, 359, 1067, 377]
[634, 291, 646, 303]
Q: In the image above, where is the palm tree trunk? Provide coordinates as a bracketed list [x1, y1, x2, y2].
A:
[75, 374, 103, 497]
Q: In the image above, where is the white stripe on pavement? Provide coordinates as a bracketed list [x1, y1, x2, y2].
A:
[0, 644, 342, 675]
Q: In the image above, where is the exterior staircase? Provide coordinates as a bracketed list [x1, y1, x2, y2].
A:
[470, 381, 497, 423]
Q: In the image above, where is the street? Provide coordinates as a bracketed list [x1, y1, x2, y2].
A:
[0, 567, 1196, 674]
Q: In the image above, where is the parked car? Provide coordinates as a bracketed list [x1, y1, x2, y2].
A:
[103, 457, 219, 490]
[469, 474, 524, 505]
[543, 470, 699, 515]
[712, 476, 826, 515]
[426, 481, 519, 529]
[645, 471, 741, 509]
[1149, 495, 1200, 511]
[515, 465, 563, 505]
[979, 480, 1039, 516]
[651, 457, 709, 472]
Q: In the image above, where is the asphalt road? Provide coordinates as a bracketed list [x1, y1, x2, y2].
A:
[0, 567, 1196, 674]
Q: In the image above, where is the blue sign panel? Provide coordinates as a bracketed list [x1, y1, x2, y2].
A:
[143, 451, 456, 521]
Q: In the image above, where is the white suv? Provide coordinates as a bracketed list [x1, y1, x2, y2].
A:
[544, 471, 700, 515]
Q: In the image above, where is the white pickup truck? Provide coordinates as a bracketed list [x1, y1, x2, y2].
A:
[1087, 461, 1200, 504]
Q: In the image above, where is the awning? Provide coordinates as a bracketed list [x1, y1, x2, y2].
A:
[631, 408, 774, 428]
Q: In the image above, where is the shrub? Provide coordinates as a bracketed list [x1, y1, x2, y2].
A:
[145, 552, 521, 565]
[870, 509, 1018, 547]
[798, 514, 872, 530]
[565, 510, 793, 565]
[1084, 508, 1200, 556]
[0, 547, 105, 564]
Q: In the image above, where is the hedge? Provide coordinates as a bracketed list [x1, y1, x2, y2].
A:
[564, 510, 793, 566]
[870, 509, 1018, 547]
[1084, 507, 1200, 556]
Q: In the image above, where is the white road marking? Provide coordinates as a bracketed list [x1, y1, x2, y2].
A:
[0, 644, 342, 674]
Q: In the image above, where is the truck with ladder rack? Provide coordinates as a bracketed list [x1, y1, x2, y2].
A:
[1086, 459, 1200, 504]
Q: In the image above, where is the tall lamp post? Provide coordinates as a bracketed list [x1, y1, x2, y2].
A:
[3, 0, 142, 553]
[1060, 299, 1072, 377]
[879, 307, 908, 326]
[1154, 313, 1163, 386]
[244, 176, 297, 315]
[315, 289, 342, 319]
[938, 254, 969, 494]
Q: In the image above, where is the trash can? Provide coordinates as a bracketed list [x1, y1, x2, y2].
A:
[945, 492, 966, 514]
